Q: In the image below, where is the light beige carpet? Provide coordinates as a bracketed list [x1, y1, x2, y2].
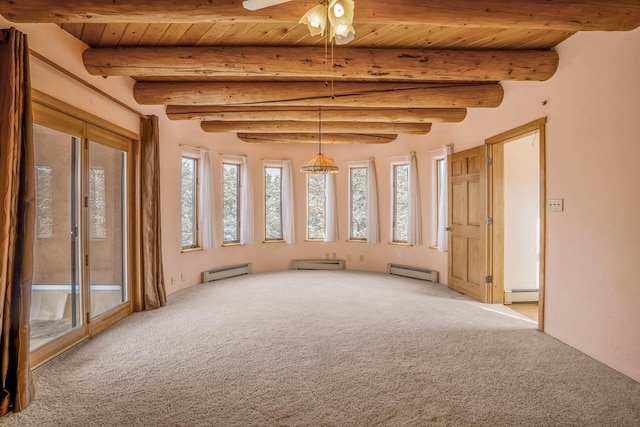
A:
[4, 270, 640, 426]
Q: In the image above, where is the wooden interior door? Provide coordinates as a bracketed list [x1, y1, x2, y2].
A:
[448, 145, 489, 302]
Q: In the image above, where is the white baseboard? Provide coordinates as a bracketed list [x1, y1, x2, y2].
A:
[504, 289, 539, 304]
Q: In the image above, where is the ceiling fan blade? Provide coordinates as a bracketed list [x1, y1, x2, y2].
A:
[242, 0, 293, 11]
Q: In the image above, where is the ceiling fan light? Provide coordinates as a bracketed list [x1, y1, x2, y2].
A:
[332, 2, 345, 18]
[334, 30, 355, 45]
[299, 4, 328, 37]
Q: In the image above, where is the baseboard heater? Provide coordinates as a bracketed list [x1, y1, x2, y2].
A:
[291, 259, 346, 270]
[202, 263, 252, 283]
[387, 264, 439, 283]
[504, 289, 539, 304]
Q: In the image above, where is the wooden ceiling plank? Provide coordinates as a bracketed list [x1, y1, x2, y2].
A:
[137, 23, 171, 47]
[237, 133, 398, 144]
[166, 106, 467, 123]
[175, 23, 213, 46]
[156, 23, 193, 46]
[5, 0, 638, 31]
[79, 24, 106, 47]
[116, 23, 148, 47]
[202, 120, 432, 134]
[84, 46, 559, 81]
[98, 23, 128, 47]
[134, 81, 504, 108]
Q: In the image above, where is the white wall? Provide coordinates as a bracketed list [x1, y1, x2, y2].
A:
[436, 28, 640, 382]
[504, 133, 540, 290]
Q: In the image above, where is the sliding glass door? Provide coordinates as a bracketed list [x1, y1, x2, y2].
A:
[31, 124, 82, 350]
[30, 95, 136, 367]
[88, 140, 128, 320]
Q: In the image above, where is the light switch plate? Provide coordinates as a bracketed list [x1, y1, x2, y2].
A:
[548, 199, 564, 212]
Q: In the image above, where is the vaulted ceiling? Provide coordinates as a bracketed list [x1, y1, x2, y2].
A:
[2, 1, 639, 144]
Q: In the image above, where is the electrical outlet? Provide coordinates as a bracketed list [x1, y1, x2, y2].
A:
[548, 198, 564, 212]
[181, 273, 185, 281]
[332, 252, 337, 259]
[326, 253, 330, 259]
[347, 255, 352, 261]
[171, 276, 175, 285]
[359, 255, 364, 262]
[398, 251, 403, 258]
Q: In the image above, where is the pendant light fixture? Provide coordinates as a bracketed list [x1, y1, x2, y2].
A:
[300, 107, 339, 174]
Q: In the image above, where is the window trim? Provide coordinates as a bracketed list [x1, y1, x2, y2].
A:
[306, 173, 326, 241]
[391, 161, 410, 244]
[222, 161, 242, 245]
[430, 156, 446, 249]
[264, 165, 284, 242]
[180, 153, 200, 251]
[348, 164, 368, 242]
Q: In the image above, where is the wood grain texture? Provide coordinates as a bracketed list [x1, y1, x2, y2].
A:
[202, 121, 431, 134]
[166, 106, 466, 122]
[83, 47, 559, 81]
[236, 133, 397, 144]
[2, 0, 639, 31]
[134, 81, 504, 108]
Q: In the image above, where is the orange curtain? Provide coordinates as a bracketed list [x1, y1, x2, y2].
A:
[140, 115, 167, 310]
[0, 27, 36, 415]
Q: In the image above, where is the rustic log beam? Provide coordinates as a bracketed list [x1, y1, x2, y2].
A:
[237, 133, 398, 144]
[1, 0, 638, 31]
[83, 47, 559, 82]
[166, 106, 466, 123]
[135, 82, 504, 108]
[202, 121, 432, 134]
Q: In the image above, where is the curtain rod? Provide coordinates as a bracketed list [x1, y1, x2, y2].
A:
[344, 158, 374, 164]
[29, 49, 148, 120]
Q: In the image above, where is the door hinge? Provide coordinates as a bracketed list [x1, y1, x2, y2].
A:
[86, 312, 90, 324]
[485, 275, 493, 283]
[487, 217, 493, 225]
[85, 254, 89, 266]
[84, 196, 88, 208]
[486, 158, 493, 166]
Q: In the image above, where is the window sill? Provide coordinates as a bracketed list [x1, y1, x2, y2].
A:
[388, 241, 410, 246]
[181, 247, 203, 253]
[263, 239, 285, 243]
[347, 239, 367, 243]
[305, 239, 325, 242]
[221, 242, 241, 247]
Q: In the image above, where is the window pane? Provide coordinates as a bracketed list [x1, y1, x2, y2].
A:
[31, 124, 82, 349]
[435, 158, 445, 245]
[350, 167, 368, 240]
[89, 167, 106, 239]
[181, 157, 197, 248]
[393, 164, 409, 243]
[265, 167, 283, 240]
[223, 163, 240, 243]
[35, 166, 53, 239]
[307, 174, 326, 240]
[89, 141, 128, 319]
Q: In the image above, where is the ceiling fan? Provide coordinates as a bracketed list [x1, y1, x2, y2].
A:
[242, 0, 356, 45]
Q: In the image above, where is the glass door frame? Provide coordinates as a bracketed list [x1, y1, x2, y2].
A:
[30, 91, 141, 368]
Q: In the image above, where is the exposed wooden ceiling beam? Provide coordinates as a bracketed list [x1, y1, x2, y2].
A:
[237, 133, 398, 144]
[135, 82, 504, 108]
[202, 121, 432, 134]
[2, 0, 638, 31]
[84, 47, 558, 82]
[166, 106, 466, 123]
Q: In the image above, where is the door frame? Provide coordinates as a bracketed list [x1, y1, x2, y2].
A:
[30, 90, 142, 368]
[485, 117, 546, 331]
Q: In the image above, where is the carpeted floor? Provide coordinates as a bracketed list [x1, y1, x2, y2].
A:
[4, 270, 640, 426]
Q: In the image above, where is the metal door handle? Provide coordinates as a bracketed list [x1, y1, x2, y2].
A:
[445, 227, 452, 231]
